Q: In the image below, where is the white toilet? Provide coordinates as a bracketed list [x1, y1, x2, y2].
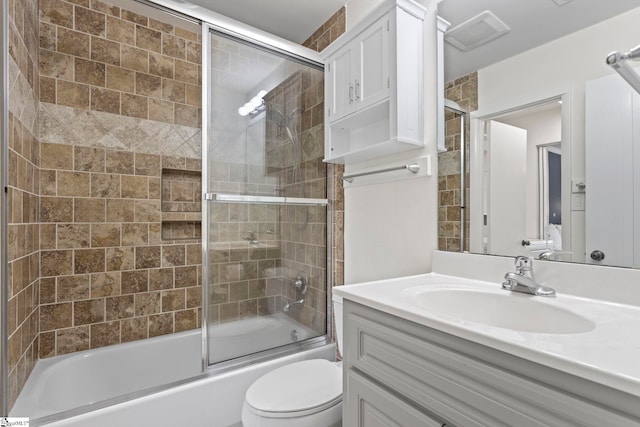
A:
[241, 295, 344, 427]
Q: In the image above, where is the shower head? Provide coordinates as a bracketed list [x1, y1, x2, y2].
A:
[607, 44, 640, 95]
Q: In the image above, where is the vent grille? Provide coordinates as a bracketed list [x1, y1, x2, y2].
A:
[444, 10, 510, 52]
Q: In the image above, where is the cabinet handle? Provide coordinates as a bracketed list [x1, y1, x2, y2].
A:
[355, 80, 361, 101]
[349, 84, 354, 104]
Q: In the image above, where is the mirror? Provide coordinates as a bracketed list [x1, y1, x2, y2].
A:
[453, 6, 640, 268]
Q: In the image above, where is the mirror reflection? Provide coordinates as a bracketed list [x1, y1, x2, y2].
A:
[439, 4, 640, 268]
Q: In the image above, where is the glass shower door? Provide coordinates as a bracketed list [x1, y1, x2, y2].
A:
[203, 29, 328, 365]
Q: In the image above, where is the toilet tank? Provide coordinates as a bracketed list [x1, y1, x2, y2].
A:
[332, 294, 343, 354]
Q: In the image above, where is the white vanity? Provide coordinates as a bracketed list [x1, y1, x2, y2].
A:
[334, 251, 640, 426]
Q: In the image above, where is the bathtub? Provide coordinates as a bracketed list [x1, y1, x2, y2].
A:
[11, 313, 333, 426]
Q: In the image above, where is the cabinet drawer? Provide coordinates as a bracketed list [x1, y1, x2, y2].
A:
[346, 369, 445, 427]
[345, 304, 640, 427]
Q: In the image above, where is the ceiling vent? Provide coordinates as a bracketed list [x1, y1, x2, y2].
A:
[444, 10, 510, 52]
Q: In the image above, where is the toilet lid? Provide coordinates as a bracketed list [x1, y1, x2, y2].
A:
[245, 359, 342, 416]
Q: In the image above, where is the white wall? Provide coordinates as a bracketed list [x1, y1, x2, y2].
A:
[498, 107, 562, 238]
[343, 0, 439, 283]
[477, 6, 640, 262]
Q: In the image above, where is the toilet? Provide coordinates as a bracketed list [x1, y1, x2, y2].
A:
[241, 295, 344, 427]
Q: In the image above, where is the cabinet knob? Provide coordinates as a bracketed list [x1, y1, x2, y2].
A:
[590, 250, 605, 261]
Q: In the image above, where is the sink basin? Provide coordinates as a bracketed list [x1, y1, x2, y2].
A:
[411, 288, 596, 334]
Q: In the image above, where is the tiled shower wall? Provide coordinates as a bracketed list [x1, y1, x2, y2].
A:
[438, 72, 478, 252]
[36, 0, 203, 361]
[7, 0, 41, 409]
[265, 69, 327, 333]
[303, 7, 346, 293]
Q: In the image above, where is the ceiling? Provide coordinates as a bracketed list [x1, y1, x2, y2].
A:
[187, 0, 640, 82]
[181, 0, 345, 44]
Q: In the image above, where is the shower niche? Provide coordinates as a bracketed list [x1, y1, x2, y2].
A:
[161, 167, 202, 241]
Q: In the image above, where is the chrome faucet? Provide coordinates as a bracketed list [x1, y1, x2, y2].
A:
[502, 256, 556, 297]
[242, 231, 258, 244]
[283, 274, 308, 312]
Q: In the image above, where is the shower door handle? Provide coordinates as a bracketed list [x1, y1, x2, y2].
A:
[355, 80, 360, 101]
[205, 193, 328, 206]
[349, 83, 354, 104]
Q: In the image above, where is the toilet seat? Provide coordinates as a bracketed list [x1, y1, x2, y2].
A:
[244, 359, 342, 419]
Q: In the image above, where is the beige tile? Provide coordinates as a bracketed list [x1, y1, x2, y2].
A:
[90, 272, 121, 298]
[57, 80, 90, 109]
[121, 175, 148, 198]
[91, 87, 121, 114]
[134, 200, 160, 222]
[57, 171, 90, 197]
[57, 223, 90, 249]
[136, 245, 161, 269]
[174, 59, 198, 85]
[91, 173, 120, 198]
[148, 99, 173, 123]
[149, 18, 173, 34]
[40, 302, 73, 331]
[149, 267, 174, 291]
[106, 65, 135, 93]
[161, 289, 185, 311]
[74, 248, 106, 274]
[91, 0, 120, 17]
[90, 321, 120, 348]
[105, 150, 133, 174]
[175, 103, 200, 127]
[136, 72, 162, 98]
[40, 76, 57, 103]
[162, 34, 185, 60]
[122, 223, 148, 246]
[57, 275, 90, 302]
[136, 25, 162, 53]
[73, 299, 105, 326]
[40, 197, 73, 222]
[91, 36, 120, 66]
[106, 247, 134, 271]
[74, 198, 106, 222]
[148, 312, 173, 337]
[91, 223, 121, 247]
[56, 326, 90, 354]
[39, 49, 74, 80]
[121, 45, 148, 73]
[134, 291, 161, 316]
[106, 295, 134, 320]
[75, 6, 106, 36]
[121, 93, 148, 119]
[40, 0, 74, 28]
[121, 270, 148, 294]
[121, 316, 148, 342]
[57, 27, 90, 58]
[149, 52, 173, 79]
[74, 146, 105, 172]
[162, 79, 185, 103]
[106, 16, 135, 45]
[134, 153, 161, 176]
[41, 143, 73, 170]
[106, 199, 135, 222]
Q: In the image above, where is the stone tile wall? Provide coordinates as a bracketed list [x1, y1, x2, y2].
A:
[7, 0, 40, 410]
[438, 72, 478, 252]
[35, 0, 203, 360]
[39, 0, 201, 128]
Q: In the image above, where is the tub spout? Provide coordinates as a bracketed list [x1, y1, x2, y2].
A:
[283, 298, 304, 313]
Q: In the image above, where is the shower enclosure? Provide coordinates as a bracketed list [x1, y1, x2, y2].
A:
[202, 27, 330, 367]
[2, 0, 333, 421]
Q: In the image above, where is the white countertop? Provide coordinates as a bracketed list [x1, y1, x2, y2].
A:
[333, 273, 640, 397]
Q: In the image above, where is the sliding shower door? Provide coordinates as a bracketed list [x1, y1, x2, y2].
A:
[203, 28, 329, 365]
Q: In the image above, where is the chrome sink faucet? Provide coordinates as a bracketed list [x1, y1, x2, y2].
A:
[502, 256, 556, 297]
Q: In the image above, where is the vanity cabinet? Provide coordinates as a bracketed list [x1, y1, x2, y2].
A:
[343, 300, 640, 427]
[321, 0, 427, 164]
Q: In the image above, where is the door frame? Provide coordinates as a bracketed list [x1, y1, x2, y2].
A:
[469, 92, 571, 257]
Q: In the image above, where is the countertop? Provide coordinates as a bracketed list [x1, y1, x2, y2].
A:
[333, 273, 640, 397]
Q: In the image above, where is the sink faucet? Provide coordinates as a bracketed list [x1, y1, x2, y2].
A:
[502, 256, 556, 297]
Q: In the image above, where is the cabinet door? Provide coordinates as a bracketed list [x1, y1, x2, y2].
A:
[327, 45, 355, 121]
[356, 14, 390, 110]
[346, 370, 445, 427]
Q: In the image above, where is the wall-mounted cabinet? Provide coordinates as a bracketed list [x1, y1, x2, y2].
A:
[322, 0, 427, 164]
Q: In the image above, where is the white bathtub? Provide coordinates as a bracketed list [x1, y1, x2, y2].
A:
[11, 314, 332, 426]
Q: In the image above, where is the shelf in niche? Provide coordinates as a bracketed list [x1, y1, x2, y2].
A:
[161, 168, 202, 241]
